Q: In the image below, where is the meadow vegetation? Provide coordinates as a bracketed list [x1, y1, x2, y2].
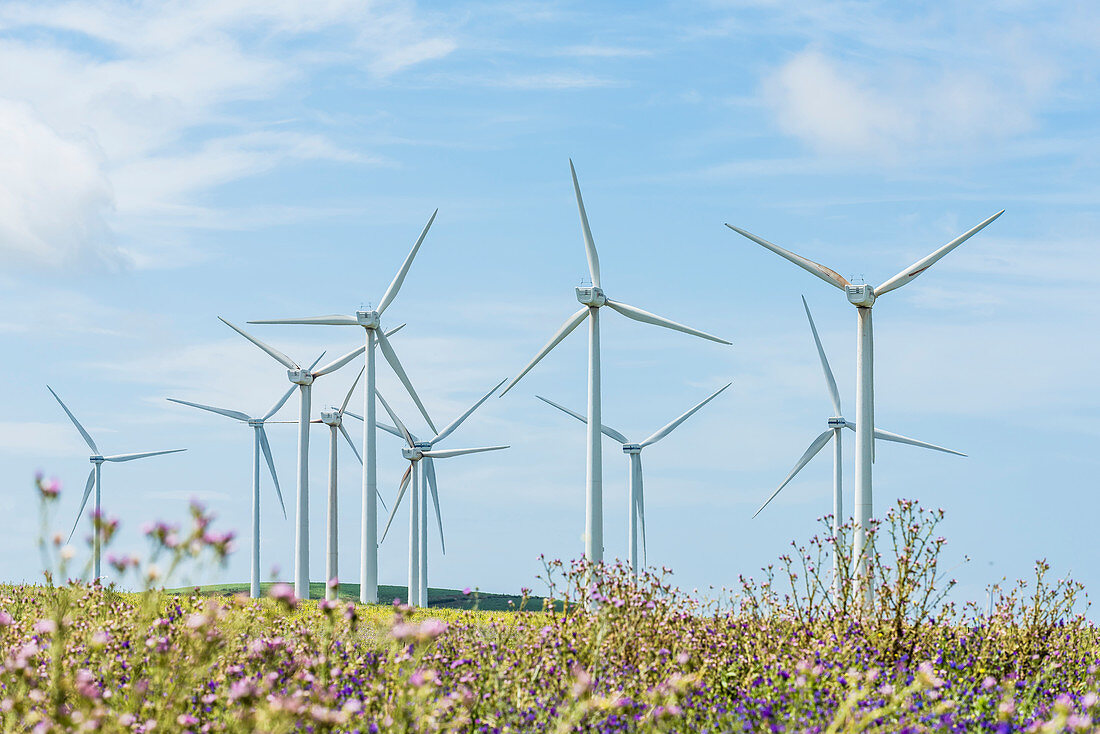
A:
[0, 475, 1096, 732]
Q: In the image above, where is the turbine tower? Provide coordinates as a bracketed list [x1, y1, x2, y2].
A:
[725, 209, 1002, 598]
[501, 160, 731, 569]
[752, 296, 966, 593]
[536, 382, 730, 575]
[219, 318, 365, 600]
[166, 376, 305, 598]
[376, 391, 508, 608]
[247, 211, 438, 604]
[47, 386, 186, 580]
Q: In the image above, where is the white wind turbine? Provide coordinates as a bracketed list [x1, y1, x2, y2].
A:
[376, 390, 508, 608]
[725, 210, 1002, 597]
[500, 161, 731, 568]
[219, 317, 366, 600]
[536, 383, 730, 575]
[48, 386, 186, 580]
[308, 367, 387, 601]
[166, 373, 310, 598]
[247, 211, 438, 604]
[752, 296, 965, 592]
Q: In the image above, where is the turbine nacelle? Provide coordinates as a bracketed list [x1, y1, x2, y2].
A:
[575, 286, 606, 307]
[622, 443, 642, 455]
[402, 446, 425, 461]
[845, 284, 876, 308]
[247, 418, 265, 427]
[287, 368, 314, 386]
[827, 417, 847, 429]
[356, 310, 381, 328]
[320, 408, 342, 426]
[89, 455, 104, 464]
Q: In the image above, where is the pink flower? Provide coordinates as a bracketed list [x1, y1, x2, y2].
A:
[33, 619, 57, 634]
[0, 611, 12, 627]
[269, 583, 297, 608]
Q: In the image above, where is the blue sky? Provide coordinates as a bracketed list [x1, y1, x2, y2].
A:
[1, 0, 1097, 605]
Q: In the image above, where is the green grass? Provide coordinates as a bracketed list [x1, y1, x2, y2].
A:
[169, 581, 552, 611]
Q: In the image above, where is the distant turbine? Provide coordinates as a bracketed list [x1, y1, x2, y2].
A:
[247, 211, 438, 604]
[167, 372, 310, 598]
[309, 367, 386, 601]
[725, 209, 1002, 598]
[536, 382, 730, 575]
[219, 318, 365, 600]
[47, 386, 186, 580]
[501, 161, 731, 569]
[752, 297, 965, 593]
[376, 391, 508, 608]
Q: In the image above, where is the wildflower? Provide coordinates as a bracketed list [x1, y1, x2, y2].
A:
[33, 619, 57, 634]
[37, 475, 61, 499]
[0, 611, 12, 627]
[269, 583, 297, 609]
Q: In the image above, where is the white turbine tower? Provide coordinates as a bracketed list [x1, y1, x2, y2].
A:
[536, 382, 730, 575]
[500, 160, 731, 569]
[376, 391, 508, 608]
[370, 380, 506, 606]
[247, 211, 438, 604]
[725, 209, 1002, 597]
[752, 296, 966, 592]
[166, 376, 306, 598]
[219, 317, 366, 600]
[48, 386, 186, 580]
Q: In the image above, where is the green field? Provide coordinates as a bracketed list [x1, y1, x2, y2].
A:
[170, 581, 551, 611]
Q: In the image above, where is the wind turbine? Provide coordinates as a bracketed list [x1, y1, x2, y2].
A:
[219, 317, 366, 600]
[246, 211, 438, 604]
[536, 382, 730, 575]
[725, 209, 1002, 598]
[47, 386, 186, 580]
[376, 390, 508, 608]
[166, 375, 305, 598]
[500, 161, 731, 569]
[751, 296, 966, 593]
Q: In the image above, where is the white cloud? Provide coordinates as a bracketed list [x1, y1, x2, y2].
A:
[0, 0, 455, 268]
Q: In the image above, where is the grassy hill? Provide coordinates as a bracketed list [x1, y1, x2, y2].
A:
[171, 582, 552, 611]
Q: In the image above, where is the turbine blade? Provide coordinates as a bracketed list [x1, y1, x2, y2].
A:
[46, 386, 98, 454]
[375, 391, 415, 447]
[258, 427, 286, 519]
[380, 466, 412, 543]
[875, 210, 1004, 297]
[377, 209, 437, 315]
[219, 317, 298, 370]
[640, 382, 732, 448]
[725, 224, 849, 291]
[262, 384, 298, 421]
[308, 352, 326, 371]
[339, 367, 365, 415]
[499, 308, 589, 397]
[374, 329, 437, 433]
[166, 398, 250, 422]
[605, 300, 731, 345]
[312, 345, 366, 378]
[67, 468, 96, 543]
[339, 424, 363, 464]
[247, 315, 358, 326]
[534, 395, 629, 444]
[569, 159, 600, 288]
[424, 458, 445, 555]
[431, 379, 506, 445]
[103, 448, 186, 462]
[873, 427, 967, 457]
[421, 445, 508, 459]
[384, 323, 406, 338]
[752, 430, 833, 518]
[802, 296, 842, 417]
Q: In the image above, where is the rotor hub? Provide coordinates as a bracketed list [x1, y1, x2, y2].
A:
[320, 409, 341, 426]
[575, 286, 606, 307]
[287, 368, 314, 386]
[622, 444, 642, 455]
[845, 284, 876, 307]
[356, 310, 381, 328]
